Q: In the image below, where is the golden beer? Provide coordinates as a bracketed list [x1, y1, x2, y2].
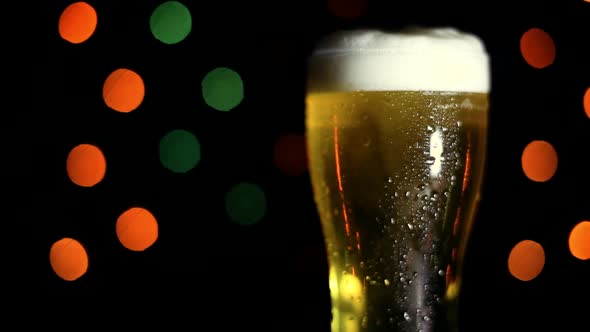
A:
[305, 29, 490, 332]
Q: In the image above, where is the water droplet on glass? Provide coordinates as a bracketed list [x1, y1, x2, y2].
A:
[407, 223, 414, 230]
[390, 218, 395, 224]
[425, 156, 436, 165]
[403, 312, 411, 321]
[450, 175, 457, 181]
[366, 276, 371, 281]
[438, 270, 445, 276]
[384, 279, 390, 286]
[400, 277, 406, 283]
[424, 316, 431, 321]
[362, 316, 368, 328]
[427, 125, 434, 132]
[457, 120, 463, 127]
[387, 177, 393, 183]
[405, 191, 411, 197]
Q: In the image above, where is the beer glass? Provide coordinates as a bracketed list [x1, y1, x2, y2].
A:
[305, 28, 490, 332]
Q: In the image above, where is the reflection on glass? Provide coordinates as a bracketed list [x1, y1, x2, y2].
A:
[305, 28, 490, 331]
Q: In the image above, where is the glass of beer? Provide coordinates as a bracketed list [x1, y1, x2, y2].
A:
[305, 27, 490, 332]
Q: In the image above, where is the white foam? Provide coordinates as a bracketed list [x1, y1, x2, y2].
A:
[307, 27, 490, 93]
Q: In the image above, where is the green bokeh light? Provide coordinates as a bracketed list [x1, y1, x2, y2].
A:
[150, 1, 192, 45]
[225, 182, 266, 225]
[202, 67, 244, 111]
[159, 129, 201, 173]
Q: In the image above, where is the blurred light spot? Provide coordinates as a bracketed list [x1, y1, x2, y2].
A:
[150, 1, 192, 44]
[508, 239, 545, 282]
[116, 207, 159, 252]
[58, 2, 97, 44]
[50, 238, 89, 281]
[584, 87, 590, 119]
[103, 68, 145, 113]
[569, 221, 590, 260]
[67, 143, 106, 187]
[202, 67, 244, 111]
[520, 28, 555, 69]
[273, 134, 308, 176]
[521, 140, 558, 182]
[328, 0, 368, 19]
[159, 129, 201, 173]
[225, 182, 266, 225]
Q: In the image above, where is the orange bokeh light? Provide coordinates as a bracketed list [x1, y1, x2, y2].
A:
[569, 221, 590, 260]
[508, 240, 545, 282]
[103, 68, 145, 113]
[520, 28, 555, 69]
[273, 134, 308, 176]
[584, 88, 590, 119]
[521, 140, 558, 182]
[58, 2, 97, 44]
[328, 0, 368, 19]
[50, 238, 89, 281]
[116, 207, 159, 252]
[66, 143, 107, 187]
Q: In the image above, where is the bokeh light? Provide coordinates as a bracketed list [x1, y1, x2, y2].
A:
[327, 0, 368, 19]
[202, 67, 244, 111]
[50, 238, 89, 281]
[584, 87, 590, 119]
[521, 140, 558, 182]
[225, 182, 267, 225]
[273, 134, 308, 176]
[508, 240, 545, 282]
[159, 129, 201, 173]
[66, 143, 107, 187]
[103, 68, 145, 113]
[150, 1, 192, 45]
[116, 207, 159, 252]
[569, 221, 590, 260]
[520, 28, 555, 69]
[58, 2, 97, 44]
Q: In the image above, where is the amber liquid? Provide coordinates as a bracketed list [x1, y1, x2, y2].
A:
[306, 91, 488, 332]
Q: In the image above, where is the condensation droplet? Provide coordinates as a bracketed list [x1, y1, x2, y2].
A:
[384, 279, 390, 286]
[403, 312, 411, 321]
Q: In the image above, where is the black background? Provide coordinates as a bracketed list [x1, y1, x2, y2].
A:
[41, 0, 589, 330]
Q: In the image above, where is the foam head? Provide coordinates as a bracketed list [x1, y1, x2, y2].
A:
[307, 27, 490, 93]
